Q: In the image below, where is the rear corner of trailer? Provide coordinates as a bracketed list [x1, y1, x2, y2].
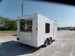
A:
[53, 20, 57, 40]
[36, 14, 46, 47]
[16, 14, 38, 47]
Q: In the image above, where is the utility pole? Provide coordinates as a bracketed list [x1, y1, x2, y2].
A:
[21, 0, 24, 16]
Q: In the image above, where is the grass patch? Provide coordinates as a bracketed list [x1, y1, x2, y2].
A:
[0, 31, 17, 36]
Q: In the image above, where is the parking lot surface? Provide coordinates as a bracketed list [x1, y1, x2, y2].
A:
[0, 30, 75, 56]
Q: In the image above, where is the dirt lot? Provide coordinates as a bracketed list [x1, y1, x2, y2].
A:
[0, 31, 17, 36]
[0, 30, 75, 56]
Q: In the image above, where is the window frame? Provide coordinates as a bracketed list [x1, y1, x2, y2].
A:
[45, 23, 50, 33]
[20, 19, 32, 32]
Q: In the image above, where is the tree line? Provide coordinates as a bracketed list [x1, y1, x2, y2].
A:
[0, 16, 17, 31]
[58, 27, 75, 30]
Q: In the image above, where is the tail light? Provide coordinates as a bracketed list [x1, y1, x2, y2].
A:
[36, 27, 38, 30]
[17, 37, 19, 40]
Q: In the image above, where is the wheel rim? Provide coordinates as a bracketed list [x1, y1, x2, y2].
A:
[45, 40, 48, 46]
[45, 41, 48, 46]
[50, 38, 52, 44]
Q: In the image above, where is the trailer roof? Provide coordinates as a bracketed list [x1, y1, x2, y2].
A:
[17, 13, 57, 23]
[37, 13, 57, 23]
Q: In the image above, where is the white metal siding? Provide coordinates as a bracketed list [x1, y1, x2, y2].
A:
[17, 13, 57, 47]
[53, 23, 57, 39]
[17, 13, 38, 47]
[37, 14, 56, 47]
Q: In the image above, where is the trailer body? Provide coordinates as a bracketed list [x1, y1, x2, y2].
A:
[17, 13, 57, 47]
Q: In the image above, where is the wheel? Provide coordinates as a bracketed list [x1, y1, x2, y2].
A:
[50, 37, 52, 42]
[48, 37, 52, 45]
[44, 39, 48, 47]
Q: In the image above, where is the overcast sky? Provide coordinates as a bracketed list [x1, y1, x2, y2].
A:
[0, 0, 75, 27]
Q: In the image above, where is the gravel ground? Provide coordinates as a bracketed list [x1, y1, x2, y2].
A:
[0, 30, 75, 56]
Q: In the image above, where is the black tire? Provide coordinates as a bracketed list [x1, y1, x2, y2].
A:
[50, 37, 52, 42]
[47, 39, 50, 45]
[48, 37, 52, 45]
[44, 39, 48, 47]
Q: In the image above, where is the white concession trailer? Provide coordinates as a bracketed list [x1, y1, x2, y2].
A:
[17, 13, 57, 48]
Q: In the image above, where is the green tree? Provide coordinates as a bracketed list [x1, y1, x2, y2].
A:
[0, 16, 17, 31]
[10, 21, 17, 30]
